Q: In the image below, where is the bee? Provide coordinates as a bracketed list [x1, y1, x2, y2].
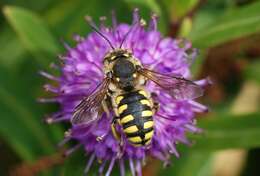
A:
[71, 21, 203, 147]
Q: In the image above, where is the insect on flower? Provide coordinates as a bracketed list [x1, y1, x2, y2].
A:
[71, 23, 204, 147]
[41, 8, 210, 176]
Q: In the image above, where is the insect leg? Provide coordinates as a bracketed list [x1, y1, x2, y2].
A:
[111, 116, 121, 141]
[110, 92, 122, 141]
[96, 99, 111, 142]
[111, 117, 125, 158]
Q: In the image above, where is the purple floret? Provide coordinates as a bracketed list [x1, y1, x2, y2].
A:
[41, 9, 209, 176]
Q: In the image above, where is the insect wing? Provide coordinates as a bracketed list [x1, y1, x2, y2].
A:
[138, 68, 203, 100]
[71, 78, 110, 125]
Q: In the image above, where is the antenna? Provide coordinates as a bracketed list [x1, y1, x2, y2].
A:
[119, 21, 139, 48]
[85, 16, 115, 50]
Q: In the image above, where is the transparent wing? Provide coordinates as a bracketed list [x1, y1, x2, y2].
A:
[71, 78, 110, 125]
[138, 68, 203, 100]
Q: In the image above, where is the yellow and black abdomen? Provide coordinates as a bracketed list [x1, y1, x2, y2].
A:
[115, 90, 154, 146]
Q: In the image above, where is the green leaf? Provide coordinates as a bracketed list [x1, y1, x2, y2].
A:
[1, 0, 58, 12]
[244, 60, 260, 84]
[45, 0, 132, 40]
[0, 86, 54, 161]
[63, 149, 126, 176]
[44, 0, 166, 38]
[189, 1, 260, 48]
[161, 0, 198, 20]
[124, 0, 161, 15]
[63, 150, 86, 176]
[0, 1, 65, 70]
[3, 6, 60, 66]
[0, 26, 26, 69]
[0, 62, 63, 161]
[179, 17, 193, 37]
[124, 0, 167, 33]
[190, 49, 206, 75]
[191, 112, 260, 151]
[175, 152, 213, 176]
[160, 150, 213, 176]
[161, 112, 260, 176]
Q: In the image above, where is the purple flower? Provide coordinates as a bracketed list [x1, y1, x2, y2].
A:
[41, 9, 209, 176]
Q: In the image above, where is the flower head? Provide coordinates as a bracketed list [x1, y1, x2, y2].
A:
[41, 9, 209, 176]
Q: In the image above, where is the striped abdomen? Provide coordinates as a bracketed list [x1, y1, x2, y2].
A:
[115, 90, 154, 146]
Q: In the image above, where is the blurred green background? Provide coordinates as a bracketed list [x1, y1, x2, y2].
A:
[0, 0, 260, 175]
